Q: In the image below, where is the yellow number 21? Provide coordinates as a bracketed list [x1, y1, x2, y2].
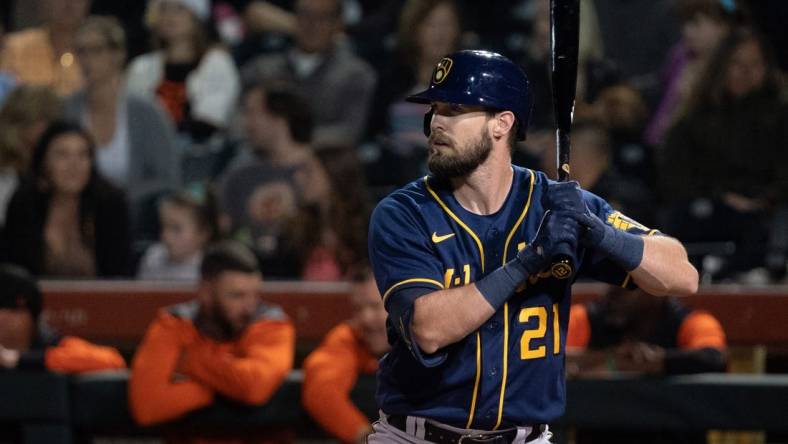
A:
[519, 304, 561, 360]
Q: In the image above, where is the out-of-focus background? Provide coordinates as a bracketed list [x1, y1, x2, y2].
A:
[0, 0, 785, 443]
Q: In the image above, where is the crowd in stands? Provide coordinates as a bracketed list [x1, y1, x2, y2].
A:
[0, 0, 784, 285]
[0, 0, 782, 441]
[0, 0, 785, 284]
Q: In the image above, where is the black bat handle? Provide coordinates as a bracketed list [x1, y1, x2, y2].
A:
[556, 129, 571, 182]
[552, 128, 575, 280]
[550, 0, 580, 280]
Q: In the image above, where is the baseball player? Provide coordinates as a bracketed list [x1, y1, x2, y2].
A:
[367, 50, 699, 443]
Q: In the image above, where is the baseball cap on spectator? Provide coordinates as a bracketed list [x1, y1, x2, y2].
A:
[0, 263, 42, 322]
[147, 0, 211, 22]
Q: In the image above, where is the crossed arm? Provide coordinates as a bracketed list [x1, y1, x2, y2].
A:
[411, 234, 697, 355]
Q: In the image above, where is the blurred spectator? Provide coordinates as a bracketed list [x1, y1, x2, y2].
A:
[644, 0, 737, 146]
[137, 187, 220, 281]
[287, 145, 371, 280]
[129, 241, 295, 426]
[230, 0, 296, 67]
[364, 0, 461, 187]
[517, 0, 553, 131]
[127, 0, 241, 143]
[518, 0, 605, 130]
[243, 0, 297, 36]
[567, 119, 653, 224]
[66, 16, 181, 239]
[592, 83, 655, 190]
[659, 29, 788, 279]
[343, 0, 406, 70]
[0, 0, 90, 96]
[0, 85, 62, 226]
[0, 263, 126, 372]
[302, 267, 388, 443]
[567, 287, 727, 376]
[593, 0, 679, 89]
[242, 0, 377, 146]
[219, 82, 324, 278]
[1, 121, 132, 278]
[566, 286, 727, 444]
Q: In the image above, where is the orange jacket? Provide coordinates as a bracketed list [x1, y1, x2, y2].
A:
[567, 303, 726, 350]
[129, 301, 295, 426]
[302, 323, 379, 443]
[44, 336, 126, 373]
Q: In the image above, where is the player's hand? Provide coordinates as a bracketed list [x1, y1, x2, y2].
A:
[517, 210, 581, 275]
[570, 211, 609, 249]
[545, 181, 586, 213]
[569, 211, 645, 271]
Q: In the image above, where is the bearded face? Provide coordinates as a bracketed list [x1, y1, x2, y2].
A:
[427, 123, 493, 180]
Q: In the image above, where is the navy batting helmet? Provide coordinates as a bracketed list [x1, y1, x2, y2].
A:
[406, 50, 532, 140]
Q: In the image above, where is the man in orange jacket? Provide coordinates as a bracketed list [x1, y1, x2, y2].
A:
[302, 267, 389, 443]
[129, 240, 295, 427]
[566, 286, 727, 444]
[566, 286, 727, 376]
[0, 263, 126, 372]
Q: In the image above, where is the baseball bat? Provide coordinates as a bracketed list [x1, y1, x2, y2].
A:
[549, 0, 580, 280]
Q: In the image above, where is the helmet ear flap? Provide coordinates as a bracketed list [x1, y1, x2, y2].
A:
[423, 109, 433, 138]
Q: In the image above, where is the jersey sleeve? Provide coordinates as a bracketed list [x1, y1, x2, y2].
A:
[369, 196, 445, 306]
[578, 191, 658, 288]
[369, 196, 448, 367]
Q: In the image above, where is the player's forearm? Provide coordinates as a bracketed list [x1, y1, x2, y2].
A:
[630, 235, 698, 296]
[411, 285, 495, 354]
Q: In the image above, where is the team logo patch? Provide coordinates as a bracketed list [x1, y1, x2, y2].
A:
[433, 57, 453, 84]
[606, 211, 649, 232]
[550, 262, 572, 279]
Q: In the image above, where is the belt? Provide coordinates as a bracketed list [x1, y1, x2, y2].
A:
[386, 415, 541, 444]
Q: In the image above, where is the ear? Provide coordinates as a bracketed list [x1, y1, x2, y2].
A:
[491, 111, 516, 141]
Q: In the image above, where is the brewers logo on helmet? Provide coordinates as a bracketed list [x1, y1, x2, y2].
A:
[407, 50, 533, 140]
[433, 57, 453, 84]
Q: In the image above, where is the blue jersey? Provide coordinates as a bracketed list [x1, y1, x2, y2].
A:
[368, 166, 654, 430]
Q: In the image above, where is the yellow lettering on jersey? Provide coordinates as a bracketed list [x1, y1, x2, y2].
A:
[553, 304, 560, 355]
[444, 268, 455, 289]
[463, 264, 471, 285]
[606, 211, 649, 232]
[519, 304, 561, 360]
[519, 307, 547, 359]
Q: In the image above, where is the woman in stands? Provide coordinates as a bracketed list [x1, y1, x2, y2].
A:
[287, 145, 371, 281]
[0, 85, 62, 227]
[126, 0, 240, 143]
[660, 29, 787, 280]
[364, 0, 462, 187]
[1, 121, 132, 278]
[66, 15, 180, 241]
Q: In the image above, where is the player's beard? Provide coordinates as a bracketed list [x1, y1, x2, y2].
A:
[427, 127, 493, 180]
[198, 298, 252, 341]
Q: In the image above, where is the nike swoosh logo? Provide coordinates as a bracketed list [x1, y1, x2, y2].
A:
[432, 232, 456, 243]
